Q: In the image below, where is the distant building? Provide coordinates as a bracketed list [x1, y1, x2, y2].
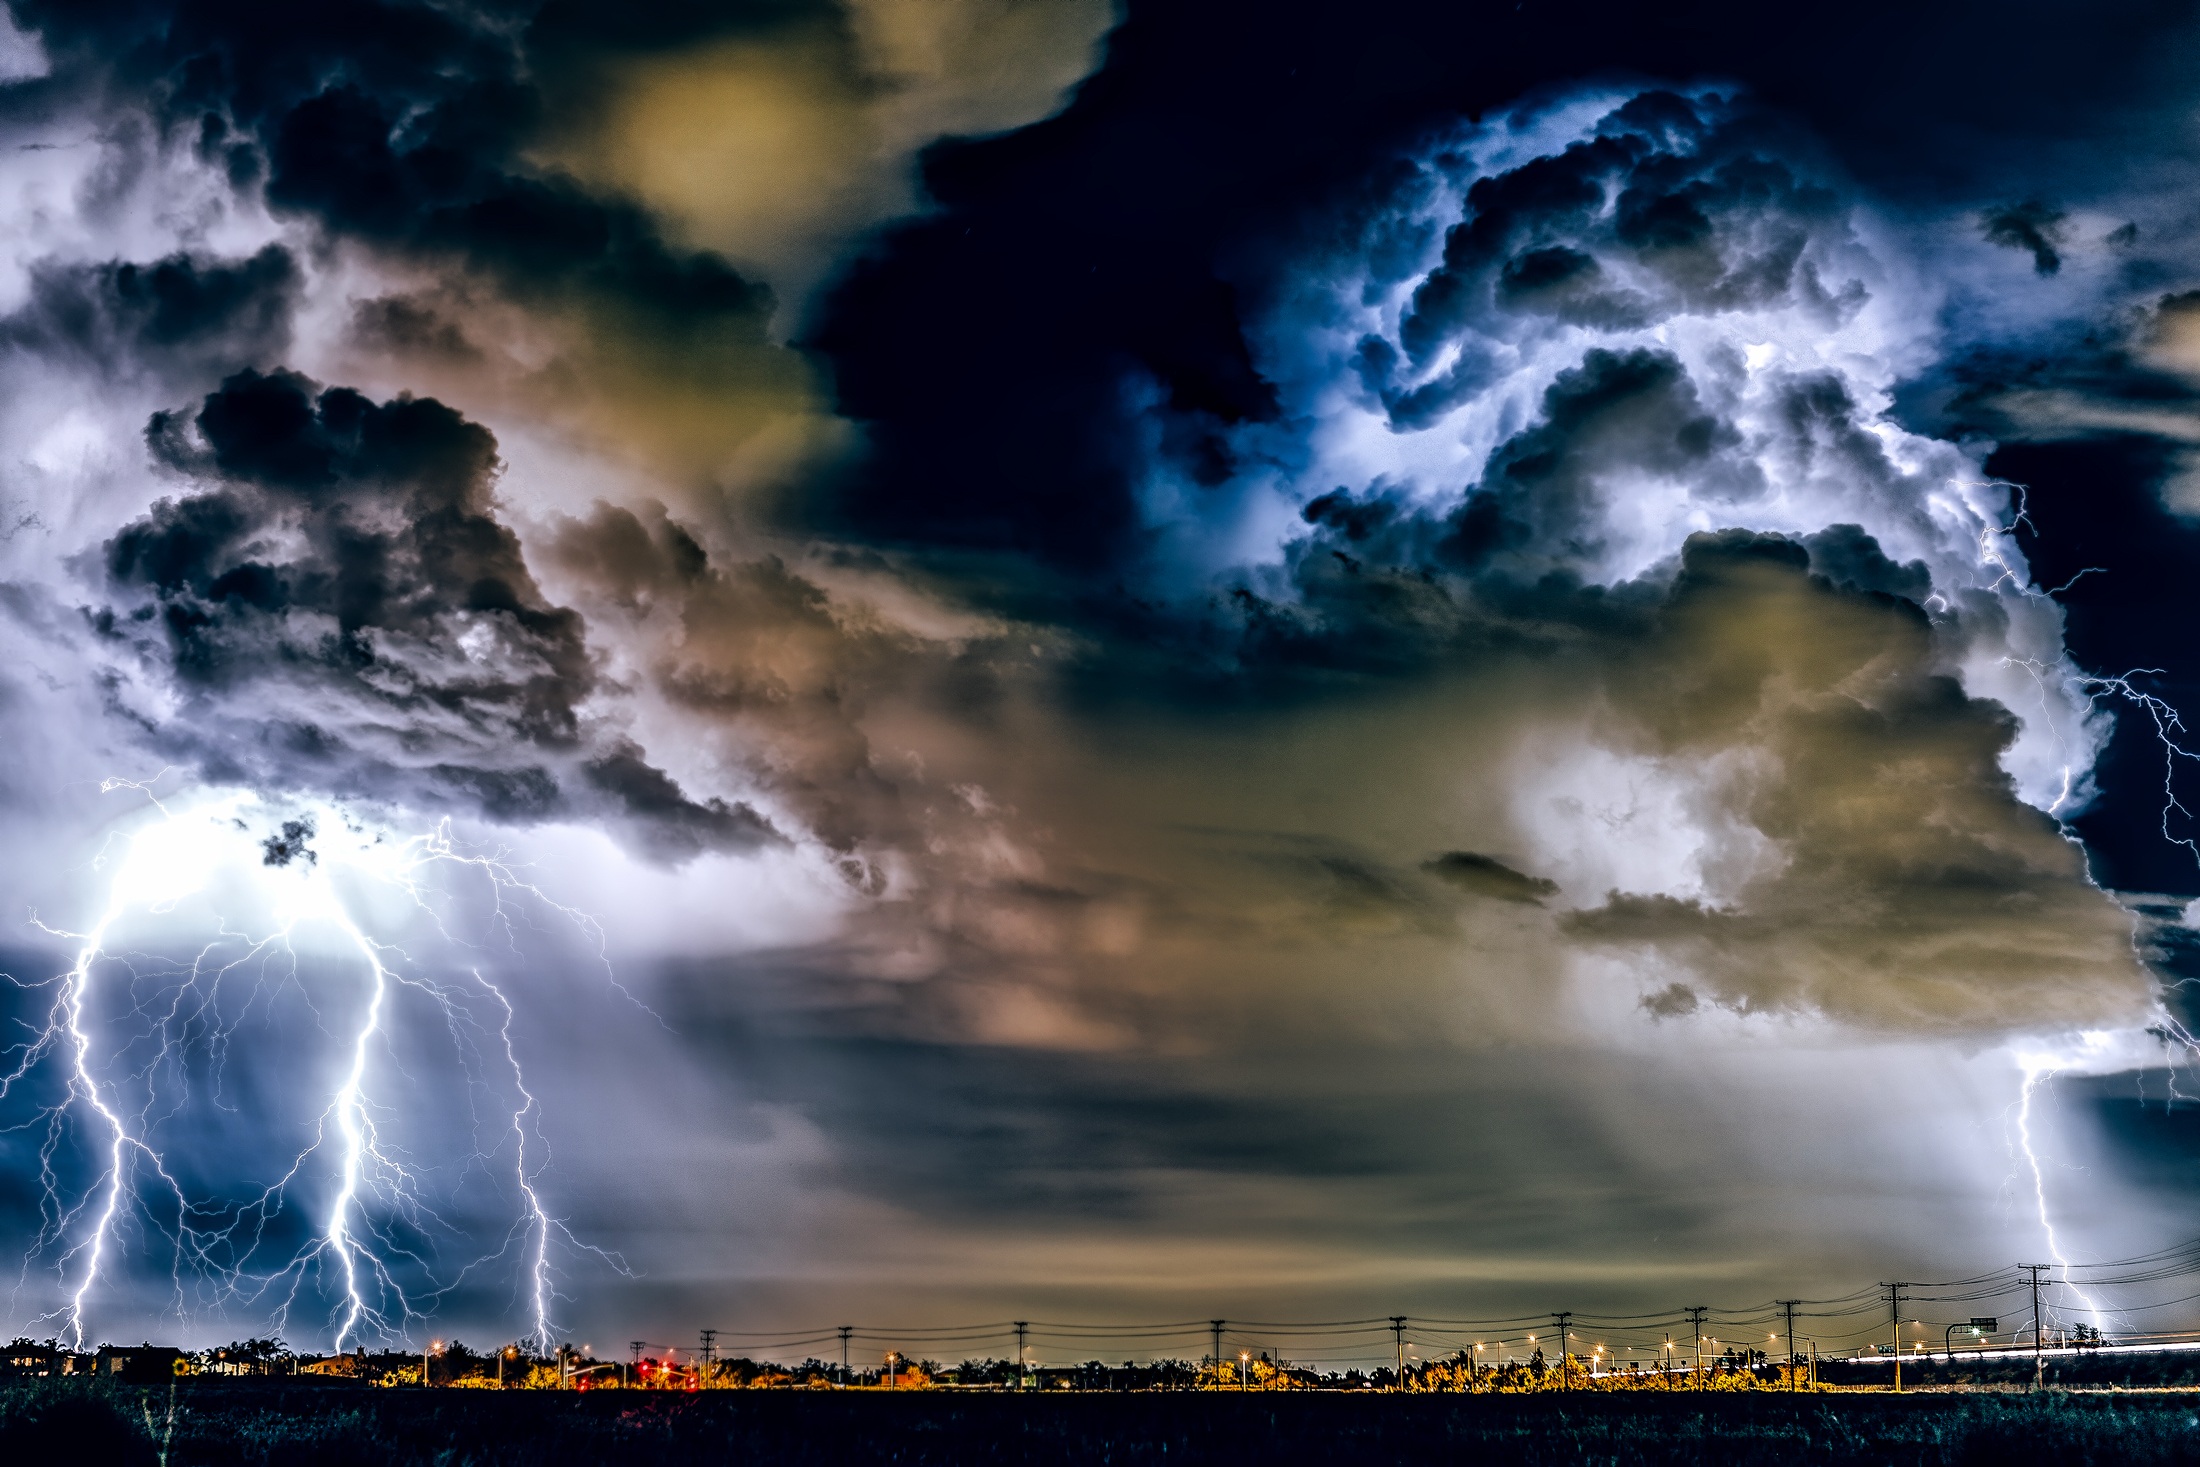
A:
[95, 1345, 185, 1383]
[0, 1341, 57, 1377]
[300, 1353, 368, 1378]
[202, 1351, 274, 1376]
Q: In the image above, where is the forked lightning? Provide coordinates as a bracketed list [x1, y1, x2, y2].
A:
[0, 779, 621, 1353]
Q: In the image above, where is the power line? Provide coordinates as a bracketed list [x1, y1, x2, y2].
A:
[667, 1229, 2200, 1376]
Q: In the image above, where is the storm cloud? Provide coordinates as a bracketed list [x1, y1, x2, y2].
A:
[1564, 531, 2148, 1032]
[93, 368, 774, 861]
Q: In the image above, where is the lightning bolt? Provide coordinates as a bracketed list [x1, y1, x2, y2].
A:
[479, 973, 552, 1353]
[317, 905, 397, 1354]
[1985, 537, 2198, 1337]
[1, 779, 627, 1353]
[2013, 1060, 2105, 1331]
[49, 881, 187, 1350]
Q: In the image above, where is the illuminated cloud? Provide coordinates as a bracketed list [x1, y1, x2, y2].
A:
[93, 368, 775, 861]
[534, 0, 1114, 306]
[1559, 532, 2150, 1032]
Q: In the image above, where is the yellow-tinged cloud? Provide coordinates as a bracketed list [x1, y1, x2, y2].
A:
[328, 2, 1112, 509]
[533, 508, 2158, 1051]
[535, 0, 1115, 305]
[1562, 532, 2154, 1033]
[330, 269, 842, 510]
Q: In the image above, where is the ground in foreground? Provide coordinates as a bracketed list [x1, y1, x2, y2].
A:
[5, 1382, 2199, 1465]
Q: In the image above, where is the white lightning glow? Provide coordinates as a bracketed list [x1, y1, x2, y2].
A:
[1, 779, 624, 1353]
[318, 904, 395, 1354]
[2013, 1059, 2106, 1330]
[480, 973, 553, 1353]
[53, 892, 181, 1351]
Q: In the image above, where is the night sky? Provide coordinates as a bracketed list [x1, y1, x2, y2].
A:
[1, 0, 2199, 1362]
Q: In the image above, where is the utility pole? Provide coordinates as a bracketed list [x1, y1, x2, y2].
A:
[1390, 1317, 1407, 1390]
[698, 1329, 717, 1387]
[1210, 1320, 1224, 1381]
[1685, 1308, 1708, 1389]
[1552, 1313, 1573, 1389]
[1777, 1302, 1799, 1389]
[629, 1341, 643, 1392]
[1881, 1284, 1908, 1393]
[2022, 1264, 2048, 1392]
[837, 1327, 852, 1385]
[1015, 1322, 1030, 1391]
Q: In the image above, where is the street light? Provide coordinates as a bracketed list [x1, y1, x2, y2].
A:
[1239, 1351, 1250, 1391]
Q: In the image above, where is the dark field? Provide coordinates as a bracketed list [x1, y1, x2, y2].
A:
[8, 1383, 2200, 1466]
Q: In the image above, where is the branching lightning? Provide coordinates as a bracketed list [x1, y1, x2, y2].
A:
[1986, 505, 2200, 1332]
[2014, 1060, 2106, 1330]
[0, 778, 627, 1353]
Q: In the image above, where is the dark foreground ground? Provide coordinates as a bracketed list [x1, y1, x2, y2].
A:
[7, 1382, 2200, 1466]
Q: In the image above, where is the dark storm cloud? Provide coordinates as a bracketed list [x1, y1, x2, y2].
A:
[809, 0, 2200, 578]
[346, 294, 482, 363]
[1980, 200, 2069, 276]
[1445, 345, 1753, 568]
[12, 1, 796, 338]
[543, 498, 1011, 863]
[262, 80, 773, 329]
[1639, 982, 1700, 1019]
[1799, 523, 1932, 602]
[1421, 851, 1558, 906]
[0, 244, 298, 382]
[1206, 344, 1900, 684]
[1386, 99, 1843, 416]
[92, 368, 774, 860]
